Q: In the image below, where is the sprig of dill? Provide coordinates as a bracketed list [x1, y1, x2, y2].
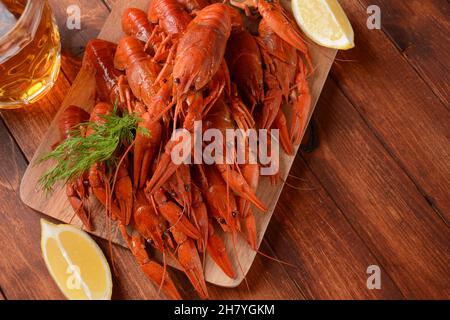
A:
[38, 108, 149, 192]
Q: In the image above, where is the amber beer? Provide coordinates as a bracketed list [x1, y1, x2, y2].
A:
[0, 0, 60, 109]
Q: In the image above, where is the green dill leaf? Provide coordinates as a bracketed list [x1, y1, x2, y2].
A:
[38, 109, 144, 192]
[137, 126, 151, 138]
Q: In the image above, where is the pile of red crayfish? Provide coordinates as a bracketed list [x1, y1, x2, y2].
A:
[58, 0, 311, 299]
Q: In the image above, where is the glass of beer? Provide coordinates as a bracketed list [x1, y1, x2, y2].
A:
[0, 0, 61, 109]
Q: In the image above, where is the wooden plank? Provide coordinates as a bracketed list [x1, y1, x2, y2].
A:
[333, 0, 450, 221]
[50, 0, 112, 82]
[49, 0, 112, 82]
[0, 72, 72, 160]
[48, 0, 111, 57]
[264, 153, 404, 299]
[0, 120, 65, 299]
[359, 0, 450, 107]
[101, 0, 117, 11]
[302, 78, 450, 299]
[61, 53, 83, 83]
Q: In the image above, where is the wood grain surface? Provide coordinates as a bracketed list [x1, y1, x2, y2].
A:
[360, 0, 450, 107]
[303, 79, 449, 298]
[334, 0, 450, 221]
[0, 0, 448, 300]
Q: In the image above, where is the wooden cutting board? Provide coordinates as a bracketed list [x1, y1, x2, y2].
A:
[20, 0, 337, 288]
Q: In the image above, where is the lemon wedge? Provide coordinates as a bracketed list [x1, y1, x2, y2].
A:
[40, 219, 112, 300]
[291, 0, 355, 49]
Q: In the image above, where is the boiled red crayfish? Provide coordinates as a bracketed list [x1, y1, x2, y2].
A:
[48, 0, 313, 300]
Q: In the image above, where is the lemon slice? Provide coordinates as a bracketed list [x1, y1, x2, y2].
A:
[291, 0, 355, 49]
[40, 219, 112, 300]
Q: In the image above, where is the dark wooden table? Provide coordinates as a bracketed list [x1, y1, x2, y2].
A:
[0, 0, 448, 300]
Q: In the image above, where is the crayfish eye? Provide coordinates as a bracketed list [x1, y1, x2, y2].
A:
[219, 218, 226, 224]
[184, 185, 190, 192]
[174, 78, 180, 84]
[189, 84, 196, 91]
[232, 211, 238, 218]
